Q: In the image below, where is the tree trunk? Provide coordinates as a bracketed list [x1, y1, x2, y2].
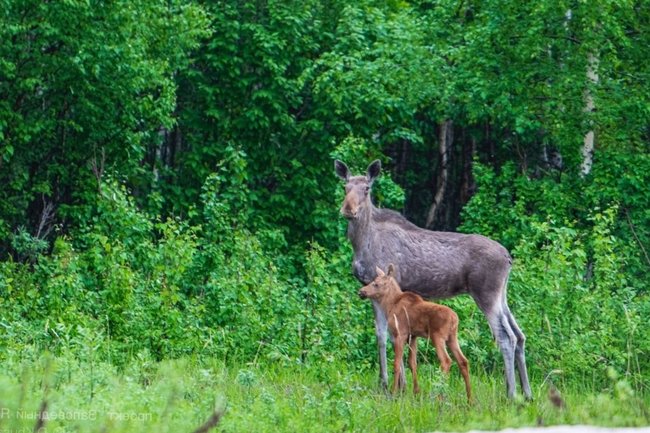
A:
[565, 9, 598, 177]
[426, 119, 453, 228]
[581, 53, 598, 177]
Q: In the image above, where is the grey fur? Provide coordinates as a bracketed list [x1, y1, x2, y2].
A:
[335, 159, 532, 399]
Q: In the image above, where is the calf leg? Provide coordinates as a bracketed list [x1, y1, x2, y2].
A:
[392, 337, 407, 394]
[408, 337, 420, 394]
[432, 336, 453, 400]
[448, 332, 472, 402]
[433, 336, 453, 374]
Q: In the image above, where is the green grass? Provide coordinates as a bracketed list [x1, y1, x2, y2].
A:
[0, 353, 648, 433]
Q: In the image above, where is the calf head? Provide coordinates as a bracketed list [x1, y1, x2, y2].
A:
[358, 264, 397, 300]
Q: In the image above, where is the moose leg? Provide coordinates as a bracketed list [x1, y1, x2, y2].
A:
[472, 273, 524, 399]
[371, 301, 389, 389]
[503, 303, 532, 399]
[486, 311, 518, 398]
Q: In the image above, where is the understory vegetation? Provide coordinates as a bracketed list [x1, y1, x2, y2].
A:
[1, 0, 649, 431]
[1, 151, 647, 395]
[0, 354, 648, 433]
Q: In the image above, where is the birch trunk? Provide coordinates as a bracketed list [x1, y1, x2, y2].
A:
[581, 53, 598, 176]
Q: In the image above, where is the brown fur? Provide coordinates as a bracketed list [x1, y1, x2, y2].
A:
[359, 265, 472, 401]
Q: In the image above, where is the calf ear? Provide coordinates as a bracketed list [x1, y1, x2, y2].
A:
[375, 266, 385, 277]
[366, 159, 381, 184]
[335, 160, 350, 181]
[387, 263, 396, 277]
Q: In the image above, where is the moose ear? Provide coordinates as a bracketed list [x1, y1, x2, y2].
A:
[334, 160, 350, 181]
[375, 266, 385, 277]
[366, 159, 381, 184]
[387, 263, 396, 277]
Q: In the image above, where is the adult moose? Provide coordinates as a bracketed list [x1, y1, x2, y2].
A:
[335, 159, 532, 399]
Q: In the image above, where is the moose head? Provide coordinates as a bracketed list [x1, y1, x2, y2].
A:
[334, 159, 381, 220]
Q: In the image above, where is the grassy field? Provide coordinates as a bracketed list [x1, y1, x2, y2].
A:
[0, 353, 648, 433]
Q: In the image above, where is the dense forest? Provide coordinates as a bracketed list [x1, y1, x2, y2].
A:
[1, 0, 649, 393]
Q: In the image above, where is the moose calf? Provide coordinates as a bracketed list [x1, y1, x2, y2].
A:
[359, 264, 472, 401]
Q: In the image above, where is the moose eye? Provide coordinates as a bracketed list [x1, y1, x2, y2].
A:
[364, 186, 370, 194]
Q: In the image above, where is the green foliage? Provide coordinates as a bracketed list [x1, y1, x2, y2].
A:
[0, 355, 648, 433]
[1, 0, 649, 408]
[299, 242, 375, 365]
[459, 151, 650, 387]
[0, 0, 209, 254]
[309, 3, 442, 132]
[10, 227, 49, 262]
[0, 175, 375, 370]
